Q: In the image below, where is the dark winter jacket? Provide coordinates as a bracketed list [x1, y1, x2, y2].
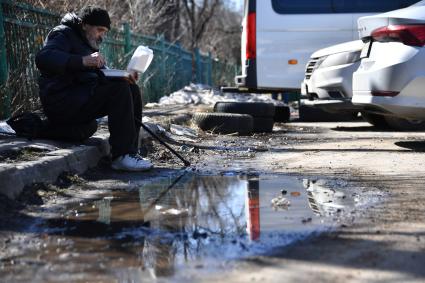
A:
[36, 13, 101, 120]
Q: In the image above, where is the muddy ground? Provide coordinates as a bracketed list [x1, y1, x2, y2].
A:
[1, 105, 425, 282]
[198, 121, 425, 283]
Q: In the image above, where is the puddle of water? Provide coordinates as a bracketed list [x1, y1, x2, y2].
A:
[1, 174, 379, 282]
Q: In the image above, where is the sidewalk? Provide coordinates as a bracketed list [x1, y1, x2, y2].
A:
[0, 128, 110, 200]
[0, 104, 197, 200]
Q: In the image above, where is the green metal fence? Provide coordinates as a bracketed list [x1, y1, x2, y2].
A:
[0, 0, 238, 119]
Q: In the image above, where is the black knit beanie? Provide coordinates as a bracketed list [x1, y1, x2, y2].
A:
[78, 6, 111, 30]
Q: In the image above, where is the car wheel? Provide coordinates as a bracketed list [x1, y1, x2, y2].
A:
[192, 112, 253, 135]
[360, 112, 389, 129]
[384, 116, 425, 131]
[253, 117, 274, 132]
[274, 105, 290, 122]
[214, 102, 275, 117]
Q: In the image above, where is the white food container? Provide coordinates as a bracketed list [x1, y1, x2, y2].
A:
[127, 45, 154, 73]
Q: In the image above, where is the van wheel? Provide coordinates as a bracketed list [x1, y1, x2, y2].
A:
[384, 116, 425, 131]
[274, 105, 290, 122]
[192, 112, 253, 135]
[360, 112, 389, 129]
[214, 102, 275, 117]
[253, 117, 274, 132]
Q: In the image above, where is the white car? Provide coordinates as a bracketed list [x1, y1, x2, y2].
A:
[304, 179, 355, 216]
[301, 40, 363, 114]
[352, 1, 425, 121]
[301, 39, 425, 130]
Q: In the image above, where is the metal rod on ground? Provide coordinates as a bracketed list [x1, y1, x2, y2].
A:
[140, 122, 191, 167]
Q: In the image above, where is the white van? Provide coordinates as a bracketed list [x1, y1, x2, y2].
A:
[235, 0, 420, 93]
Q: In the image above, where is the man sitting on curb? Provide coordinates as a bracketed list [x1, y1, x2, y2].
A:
[36, 6, 153, 172]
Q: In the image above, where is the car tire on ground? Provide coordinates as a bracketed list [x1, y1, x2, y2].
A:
[274, 105, 290, 122]
[360, 112, 389, 129]
[214, 102, 275, 117]
[253, 117, 274, 132]
[384, 116, 425, 131]
[192, 112, 253, 135]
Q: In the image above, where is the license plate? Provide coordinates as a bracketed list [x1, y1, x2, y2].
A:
[360, 40, 372, 59]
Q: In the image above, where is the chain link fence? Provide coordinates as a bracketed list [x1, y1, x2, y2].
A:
[0, 0, 239, 119]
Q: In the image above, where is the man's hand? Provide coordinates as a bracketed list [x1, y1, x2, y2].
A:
[129, 71, 139, 83]
[82, 52, 106, 69]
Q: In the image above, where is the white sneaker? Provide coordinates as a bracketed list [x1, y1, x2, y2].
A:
[111, 154, 153, 172]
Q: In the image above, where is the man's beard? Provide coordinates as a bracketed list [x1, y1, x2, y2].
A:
[86, 33, 103, 50]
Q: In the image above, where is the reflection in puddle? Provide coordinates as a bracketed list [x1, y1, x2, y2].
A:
[306, 179, 358, 216]
[3, 174, 377, 282]
[95, 197, 113, 224]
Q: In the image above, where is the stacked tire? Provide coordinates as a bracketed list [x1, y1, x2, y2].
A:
[214, 102, 276, 133]
[274, 104, 291, 123]
[192, 112, 254, 135]
[192, 102, 276, 135]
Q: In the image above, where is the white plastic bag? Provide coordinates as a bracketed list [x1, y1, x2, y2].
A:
[127, 45, 154, 73]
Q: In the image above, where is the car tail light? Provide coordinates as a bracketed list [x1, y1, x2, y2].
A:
[246, 12, 256, 60]
[371, 25, 425, 47]
[371, 91, 400, 97]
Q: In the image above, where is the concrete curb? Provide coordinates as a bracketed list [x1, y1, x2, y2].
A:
[0, 134, 110, 199]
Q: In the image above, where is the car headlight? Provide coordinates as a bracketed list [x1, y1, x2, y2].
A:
[318, 51, 361, 68]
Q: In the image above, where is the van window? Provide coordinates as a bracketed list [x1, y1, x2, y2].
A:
[271, 0, 421, 14]
[272, 0, 333, 14]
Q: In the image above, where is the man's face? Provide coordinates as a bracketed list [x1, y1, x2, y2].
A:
[82, 24, 108, 50]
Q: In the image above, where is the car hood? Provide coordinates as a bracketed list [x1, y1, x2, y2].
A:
[358, 4, 425, 39]
[311, 40, 363, 58]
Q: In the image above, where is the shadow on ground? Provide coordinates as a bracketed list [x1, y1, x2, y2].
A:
[254, 230, 425, 278]
[395, 141, 425, 152]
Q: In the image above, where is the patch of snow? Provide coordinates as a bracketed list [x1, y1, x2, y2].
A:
[0, 120, 15, 134]
[145, 83, 275, 107]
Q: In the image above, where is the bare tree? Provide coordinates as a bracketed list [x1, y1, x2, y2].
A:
[151, 0, 181, 42]
[180, 0, 221, 79]
[23, 0, 241, 68]
[200, 4, 241, 64]
[181, 0, 221, 51]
